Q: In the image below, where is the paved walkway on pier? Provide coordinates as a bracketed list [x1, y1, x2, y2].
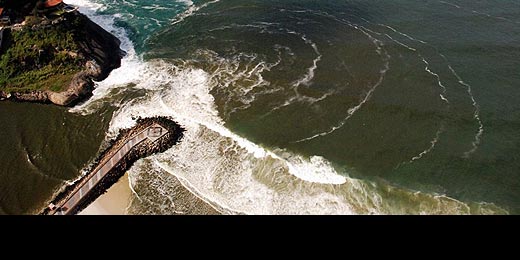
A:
[49, 123, 168, 215]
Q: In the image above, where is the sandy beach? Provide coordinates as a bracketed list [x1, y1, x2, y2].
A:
[79, 169, 221, 215]
[79, 173, 132, 215]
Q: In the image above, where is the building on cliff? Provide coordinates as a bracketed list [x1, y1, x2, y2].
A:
[36, 0, 63, 14]
[44, 0, 63, 8]
[36, 0, 77, 17]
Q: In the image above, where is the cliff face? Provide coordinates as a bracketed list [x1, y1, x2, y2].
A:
[77, 13, 123, 82]
[0, 11, 125, 106]
[46, 13, 125, 106]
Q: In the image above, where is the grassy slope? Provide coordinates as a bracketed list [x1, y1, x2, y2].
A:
[0, 15, 87, 93]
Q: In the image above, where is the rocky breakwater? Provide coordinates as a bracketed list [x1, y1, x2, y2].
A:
[40, 117, 185, 215]
[0, 10, 124, 106]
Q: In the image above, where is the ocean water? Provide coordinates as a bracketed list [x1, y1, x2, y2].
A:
[1, 0, 519, 214]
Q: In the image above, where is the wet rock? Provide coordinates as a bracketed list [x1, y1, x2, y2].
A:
[40, 117, 185, 215]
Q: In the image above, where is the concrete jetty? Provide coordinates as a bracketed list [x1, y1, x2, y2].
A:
[40, 117, 184, 215]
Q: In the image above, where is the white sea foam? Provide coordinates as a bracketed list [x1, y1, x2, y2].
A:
[171, 0, 220, 25]
[446, 64, 484, 158]
[383, 33, 417, 52]
[291, 34, 322, 88]
[193, 49, 282, 117]
[159, 87, 348, 185]
[375, 21, 483, 158]
[406, 124, 445, 165]
[381, 32, 448, 165]
[421, 58, 450, 104]
[66, 0, 505, 215]
[381, 32, 450, 105]
[294, 25, 390, 143]
[439, 0, 520, 24]
[91, 55, 347, 186]
[259, 29, 330, 118]
[66, 0, 105, 13]
[363, 21, 454, 109]
[67, 0, 145, 114]
[378, 23, 428, 44]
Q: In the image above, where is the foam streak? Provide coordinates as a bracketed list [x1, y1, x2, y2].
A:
[294, 26, 390, 143]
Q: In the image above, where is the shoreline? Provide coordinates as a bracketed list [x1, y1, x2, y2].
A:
[80, 173, 131, 215]
[41, 117, 185, 215]
[81, 168, 222, 215]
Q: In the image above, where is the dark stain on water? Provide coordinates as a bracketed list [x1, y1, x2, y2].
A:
[0, 102, 112, 214]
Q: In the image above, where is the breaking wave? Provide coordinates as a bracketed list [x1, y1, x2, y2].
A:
[67, 0, 507, 214]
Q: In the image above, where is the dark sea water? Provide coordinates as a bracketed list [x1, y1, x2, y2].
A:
[1, 0, 519, 214]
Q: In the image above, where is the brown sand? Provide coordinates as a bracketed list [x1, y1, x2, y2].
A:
[79, 173, 132, 215]
[79, 170, 221, 215]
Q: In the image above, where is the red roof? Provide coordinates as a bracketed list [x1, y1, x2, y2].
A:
[45, 0, 64, 8]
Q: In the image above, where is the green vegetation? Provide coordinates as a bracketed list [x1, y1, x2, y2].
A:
[0, 14, 87, 93]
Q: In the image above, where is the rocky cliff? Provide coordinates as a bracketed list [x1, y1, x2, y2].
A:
[0, 11, 124, 106]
